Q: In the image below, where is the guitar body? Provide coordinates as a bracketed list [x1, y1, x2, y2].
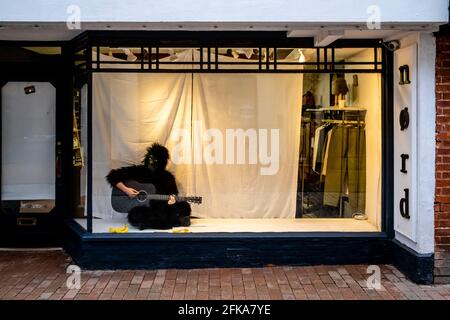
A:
[111, 180, 156, 213]
[111, 180, 202, 213]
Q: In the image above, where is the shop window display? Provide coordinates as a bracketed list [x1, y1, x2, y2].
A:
[72, 47, 382, 233]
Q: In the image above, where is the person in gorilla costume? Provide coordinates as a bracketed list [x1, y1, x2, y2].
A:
[106, 143, 191, 230]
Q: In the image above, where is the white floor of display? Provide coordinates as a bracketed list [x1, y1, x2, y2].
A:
[75, 217, 378, 233]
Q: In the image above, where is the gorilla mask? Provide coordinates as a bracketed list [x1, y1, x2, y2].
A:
[143, 143, 170, 172]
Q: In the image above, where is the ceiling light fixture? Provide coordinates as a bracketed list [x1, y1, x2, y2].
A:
[298, 49, 306, 63]
[168, 49, 178, 61]
[122, 48, 137, 62]
[236, 48, 253, 59]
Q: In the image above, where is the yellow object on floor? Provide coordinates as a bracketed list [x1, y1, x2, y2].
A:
[172, 228, 190, 233]
[108, 224, 129, 233]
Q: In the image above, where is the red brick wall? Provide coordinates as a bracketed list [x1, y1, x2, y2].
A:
[435, 33, 450, 284]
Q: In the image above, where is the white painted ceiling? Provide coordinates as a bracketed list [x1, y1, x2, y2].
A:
[0, 22, 443, 41]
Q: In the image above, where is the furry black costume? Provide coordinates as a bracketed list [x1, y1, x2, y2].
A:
[106, 143, 191, 230]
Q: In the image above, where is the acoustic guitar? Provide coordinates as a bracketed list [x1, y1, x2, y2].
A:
[111, 180, 202, 213]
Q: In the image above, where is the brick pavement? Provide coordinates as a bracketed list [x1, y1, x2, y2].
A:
[1, 249, 450, 300]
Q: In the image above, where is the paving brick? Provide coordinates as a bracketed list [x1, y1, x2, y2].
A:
[195, 291, 209, 300]
[62, 289, 78, 300]
[111, 287, 127, 300]
[147, 292, 161, 300]
[268, 288, 283, 300]
[172, 283, 186, 299]
[123, 284, 140, 300]
[303, 284, 320, 299]
[131, 275, 144, 285]
[326, 283, 344, 300]
[293, 289, 307, 300]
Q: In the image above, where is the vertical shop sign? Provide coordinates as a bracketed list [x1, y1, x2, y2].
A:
[394, 44, 418, 241]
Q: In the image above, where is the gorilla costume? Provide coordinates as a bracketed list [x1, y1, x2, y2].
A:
[106, 143, 191, 230]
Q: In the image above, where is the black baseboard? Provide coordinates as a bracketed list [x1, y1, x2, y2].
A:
[64, 220, 391, 270]
[67, 237, 391, 270]
[390, 239, 434, 285]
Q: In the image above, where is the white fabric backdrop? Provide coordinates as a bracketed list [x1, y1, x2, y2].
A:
[90, 51, 303, 219]
[1, 82, 55, 200]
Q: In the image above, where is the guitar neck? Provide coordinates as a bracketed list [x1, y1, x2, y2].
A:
[147, 194, 194, 202]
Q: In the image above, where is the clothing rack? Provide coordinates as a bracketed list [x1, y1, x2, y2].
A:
[300, 107, 366, 218]
[316, 119, 365, 125]
[306, 107, 367, 112]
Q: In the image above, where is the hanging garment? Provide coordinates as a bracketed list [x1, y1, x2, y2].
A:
[321, 128, 334, 177]
[345, 126, 366, 215]
[300, 122, 311, 164]
[322, 125, 366, 216]
[312, 126, 321, 172]
[322, 126, 346, 207]
[312, 125, 330, 173]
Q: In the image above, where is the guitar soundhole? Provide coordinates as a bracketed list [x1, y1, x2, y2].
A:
[136, 190, 148, 202]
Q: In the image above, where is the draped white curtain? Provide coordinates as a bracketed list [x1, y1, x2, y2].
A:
[89, 51, 303, 219]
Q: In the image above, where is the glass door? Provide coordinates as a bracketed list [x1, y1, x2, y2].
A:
[1, 81, 56, 222]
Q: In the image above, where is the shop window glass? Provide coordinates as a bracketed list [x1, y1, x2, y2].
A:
[1, 82, 56, 215]
[74, 46, 382, 233]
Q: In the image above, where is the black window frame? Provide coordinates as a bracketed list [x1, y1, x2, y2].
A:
[69, 31, 393, 237]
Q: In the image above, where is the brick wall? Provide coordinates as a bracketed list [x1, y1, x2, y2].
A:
[435, 32, 450, 284]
